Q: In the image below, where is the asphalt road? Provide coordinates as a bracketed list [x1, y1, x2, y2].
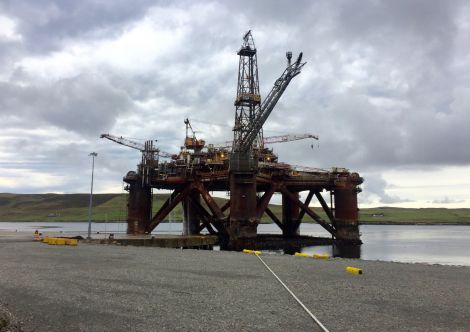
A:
[0, 234, 469, 331]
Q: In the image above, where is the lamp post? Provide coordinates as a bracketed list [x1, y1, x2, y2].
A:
[87, 152, 98, 240]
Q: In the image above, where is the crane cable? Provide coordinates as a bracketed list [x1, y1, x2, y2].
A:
[254, 253, 330, 332]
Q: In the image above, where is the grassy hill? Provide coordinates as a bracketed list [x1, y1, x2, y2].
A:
[0, 193, 469, 224]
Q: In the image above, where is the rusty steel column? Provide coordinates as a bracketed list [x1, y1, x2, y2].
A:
[229, 170, 258, 241]
[183, 191, 201, 235]
[282, 191, 300, 237]
[127, 179, 152, 234]
[334, 178, 361, 244]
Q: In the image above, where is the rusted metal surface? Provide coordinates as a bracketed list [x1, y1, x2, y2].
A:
[334, 181, 361, 244]
[118, 31, 364, 248]
[314, 191, 335, 225]
[256, 186, 275, 220]
[228, 171, 258, 239]
[125, 166, 363, 245]
[182, 191, 200, 235]
[282, 190, 300, 237]
[295, 190, 314, 228]
[146, 186, 191, 233]
[278, 185, 336, 236]
[126, 180, 151, 234]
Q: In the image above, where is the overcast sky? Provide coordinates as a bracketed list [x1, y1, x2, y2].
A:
[0, 0, 469, 208]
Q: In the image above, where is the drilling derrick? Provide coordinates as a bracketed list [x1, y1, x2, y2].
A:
[233, 31, 263, 151]
[229, 30, 305, 241]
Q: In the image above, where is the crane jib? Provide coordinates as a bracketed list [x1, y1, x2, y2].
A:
[238, 57, 306, 151]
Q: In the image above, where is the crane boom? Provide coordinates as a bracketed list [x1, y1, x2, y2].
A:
[213, 133, 318, 149]
[262, 133, 318, 144]
[100, 133, 174, 158]
[100, 134, 154, 152]
[236, 52, 305, 152]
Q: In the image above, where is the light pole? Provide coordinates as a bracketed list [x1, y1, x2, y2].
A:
[87, 152, 98, 240]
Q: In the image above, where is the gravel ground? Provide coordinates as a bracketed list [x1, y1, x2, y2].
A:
[0, 234, 469, 331]
[1, 303, 22, 331]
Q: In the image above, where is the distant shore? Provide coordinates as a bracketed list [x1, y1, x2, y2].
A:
[1, 219, 470, 226]
[1, 193, 470, 225]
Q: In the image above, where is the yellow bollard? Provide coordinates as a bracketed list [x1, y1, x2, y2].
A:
[313, 253, 330, 260]
[243, 249, 262, 255]
[346, 266, 363, 275]
[294, 252, 311, 258]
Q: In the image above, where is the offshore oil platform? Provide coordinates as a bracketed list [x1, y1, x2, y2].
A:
[102, 31, 363, 250]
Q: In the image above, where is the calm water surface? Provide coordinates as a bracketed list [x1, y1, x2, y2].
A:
[1, 222, 469, 266]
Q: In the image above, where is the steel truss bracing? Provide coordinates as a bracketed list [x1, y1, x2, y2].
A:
[138, 177, 360, 244]
[119, 31, 363, 248]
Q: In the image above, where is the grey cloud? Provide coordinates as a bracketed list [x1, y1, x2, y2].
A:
[431, 197, 465, 204]
[360, 173, 410, 204]
[0, 0, 161, 53]
[1, 0, 470, 196]
[0, 73, 133, 136]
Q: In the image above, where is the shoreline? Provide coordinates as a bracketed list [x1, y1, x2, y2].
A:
[2, 220, 470, 226]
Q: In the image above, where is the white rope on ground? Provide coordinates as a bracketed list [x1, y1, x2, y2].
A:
[255, 253, 330, 332]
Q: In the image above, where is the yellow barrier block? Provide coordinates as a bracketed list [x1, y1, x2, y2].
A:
[313, 253, 330, 260]
[42, 237, 49, 243]
[346, 266, 363, 275]
[65, 239, 78, 246]
[55, 238, 66, 245]
[47, 238, 57, 245]
[242, 249, 262, 255]
[294, 252, 311, 258]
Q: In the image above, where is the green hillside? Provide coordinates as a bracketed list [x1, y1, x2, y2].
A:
[0, 193, 469, 224]
[358, 206, 470, 224]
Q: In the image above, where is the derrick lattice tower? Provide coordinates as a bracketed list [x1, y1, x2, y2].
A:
[233, 30, 263, 154]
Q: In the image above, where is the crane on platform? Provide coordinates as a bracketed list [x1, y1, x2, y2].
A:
[100, 134, 174, 158]
[183, 118, 205, 152]
[212, 133, 318, 149]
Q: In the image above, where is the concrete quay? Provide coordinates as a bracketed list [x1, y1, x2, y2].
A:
[0, 232, 469, 331]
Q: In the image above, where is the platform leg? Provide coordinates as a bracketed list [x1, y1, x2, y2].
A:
[127, 179, 152, 234]
[229, 171, 258, 241]
[334, 184, 361, 243]
[282, 191, 300, 237]
[183, 191, 201, 235]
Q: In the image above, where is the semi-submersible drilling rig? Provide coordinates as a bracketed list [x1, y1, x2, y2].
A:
[104, 31, 363, 249]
